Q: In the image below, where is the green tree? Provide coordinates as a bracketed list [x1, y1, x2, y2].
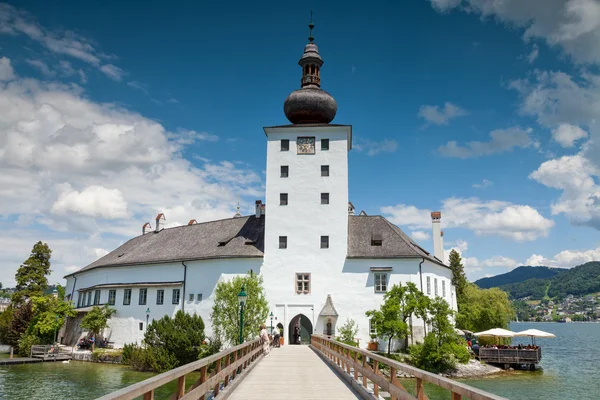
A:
[7, 302, 34, 346]
[144, 310, 206, 366]
[13, 241, 52, 304]
[29, 286, 76, 343]
[449, 249, 468, 304]
[0, 307, 14, 343]
[337, 318, 359, 346]
[211, 273, 269, 346]
[456, 284, 514, 332]
[80, 305, 116, 349]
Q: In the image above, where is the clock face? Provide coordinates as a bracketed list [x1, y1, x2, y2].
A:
[297, 136, 315, 154]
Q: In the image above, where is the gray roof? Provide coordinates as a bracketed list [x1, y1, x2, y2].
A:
[66, 214, 445, 278]
[347, 215, 445, 267]
[65, 215, 265, 277]
[319, 294, 338, 317]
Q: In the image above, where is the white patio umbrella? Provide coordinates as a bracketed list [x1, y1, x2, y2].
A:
[473, 328, 516, 338]
[514, 328, 556, 345]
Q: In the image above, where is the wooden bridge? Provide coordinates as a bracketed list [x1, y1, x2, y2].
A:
[30, 345, 73, 361]
[97, 335, 508, 400]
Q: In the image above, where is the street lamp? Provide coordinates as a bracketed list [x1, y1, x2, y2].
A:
[237, 285, 247, 344]
[146, 308, 150, 331]
[270, 312, 274, 334]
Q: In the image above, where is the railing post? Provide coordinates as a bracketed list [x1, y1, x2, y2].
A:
[224, 352, 231, 388]
[416, 378, 426, 400]
[176, 375, 185, 399]
[374, 361, 379, 397]
[452, 392, 462, 400]
[199, 365, 208, 400]
[353, 351, 359, 380]
[362, 355, 367, 388]
[143, 390, 154, 400]
[213, 357, 222, 397]
[232, 350, 239, 379]
[390, 367, 397, 400]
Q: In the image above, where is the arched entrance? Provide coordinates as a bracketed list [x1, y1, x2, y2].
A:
[288, 314, 313, 345]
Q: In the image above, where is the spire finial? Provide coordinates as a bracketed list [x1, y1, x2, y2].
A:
[308, 11, 315, 43]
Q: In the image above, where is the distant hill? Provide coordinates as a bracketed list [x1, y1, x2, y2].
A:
[492, 261, 600, 300]
[474, 266, 563, 289]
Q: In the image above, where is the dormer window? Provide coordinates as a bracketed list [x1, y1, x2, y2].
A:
[371, 233, 383, 246]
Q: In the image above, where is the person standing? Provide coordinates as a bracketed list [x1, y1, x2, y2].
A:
[273, 326, 281, 348]
[260, 324, 270, 357]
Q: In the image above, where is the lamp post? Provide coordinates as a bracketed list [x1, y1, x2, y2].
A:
[237, 285, 247, 344]
[53, 314, 59, 344]
[270, 312, 274, 334]
[146, 308, 150, 331]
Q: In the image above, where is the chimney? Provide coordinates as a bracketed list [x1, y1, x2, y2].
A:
[255, 200, 262, 218]
[142, 222, 151, 235]
[188, 219, 197, 225]
[440, 231, 445, 263]
[431, 211, 443, 261]
[155, 213, 165, 232]
[348, 202, 355, 216]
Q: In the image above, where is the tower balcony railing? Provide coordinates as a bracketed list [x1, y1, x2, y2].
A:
[302, 75, 321, 86]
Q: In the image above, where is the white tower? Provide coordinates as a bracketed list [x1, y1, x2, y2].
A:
[261, 18, 352, 335]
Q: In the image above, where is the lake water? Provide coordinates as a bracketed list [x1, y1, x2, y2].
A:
[0, 322, 598, 399]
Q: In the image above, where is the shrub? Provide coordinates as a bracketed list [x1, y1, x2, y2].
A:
[121, 343, 177, 373]
[17, 332, 40, 357]
[409, 333, 470, 373]
[337, 319, 359, 347]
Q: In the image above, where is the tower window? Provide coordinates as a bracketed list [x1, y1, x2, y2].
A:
[296, 273, 310, 294]
[281, 139, 289, 151]
[279, 236, 287, 249]
[321, 139, 329, 150]
[321, 165, 329, 177]
[280, 193, 288, 206]
[321, 236, 329, 249]
[281, 165, 289, 178]
[321, 193, 329, 205]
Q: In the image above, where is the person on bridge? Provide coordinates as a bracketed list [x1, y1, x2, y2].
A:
[259, 324, 270, 357]
[272, 326, 280, 348]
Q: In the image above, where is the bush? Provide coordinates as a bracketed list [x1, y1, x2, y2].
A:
[91, 349, 123, 363]
[17, 332, 40, 357]
[121, 343, 178, 373]
[409, 333, 470, 373]
[198, 334, 222, 360]
[337, 319, 359, 347]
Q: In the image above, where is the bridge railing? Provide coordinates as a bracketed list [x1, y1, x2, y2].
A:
[30, 345, 73, 359]
[96, 338, 262, 400]
[311, 335, 508, 400]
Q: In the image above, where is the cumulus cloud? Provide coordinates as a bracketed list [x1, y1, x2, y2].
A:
[382, 197, 554, 241]
[411, 231, 431, 241]
[551, 124, 588, 147]
[0, 57, 263, 286]
[472, 179, 492, 189]
[525, 246, 600, 268]
[442, 240, 518, 277]
[438, 127, 535, 158]
[418, 102, 468, 126]
[428, 0, 600, 65]
[353, 139, 398, 156]
[26, 58, 54, 77]
[0, 56, 15, 81]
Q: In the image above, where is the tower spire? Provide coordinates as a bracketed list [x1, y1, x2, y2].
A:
[308, 11, 315, 43]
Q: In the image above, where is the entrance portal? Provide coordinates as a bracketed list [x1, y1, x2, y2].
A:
[288, 314, 313, 345]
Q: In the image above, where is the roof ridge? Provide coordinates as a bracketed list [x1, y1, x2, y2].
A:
[135, 214, 252, 237]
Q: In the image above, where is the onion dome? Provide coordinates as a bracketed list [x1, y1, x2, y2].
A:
[284, 15, 337, 124]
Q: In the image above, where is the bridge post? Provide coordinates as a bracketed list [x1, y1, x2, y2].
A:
[416, 378, 426, 400]
[353, 351, 358, 380]
[142, 390, 154, 400]
[176, 376, 185, 399]
[199, 365, 207, 400]
[373, 361, 379, 397]
[213, 357, 222, 397]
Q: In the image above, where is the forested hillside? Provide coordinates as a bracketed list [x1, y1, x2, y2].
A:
[498, 262, 600, 300]
[474, 266, 562, 289]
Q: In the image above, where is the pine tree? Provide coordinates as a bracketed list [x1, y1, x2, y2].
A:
[13, 241, 52, 304]
[448, 249, 468, 305]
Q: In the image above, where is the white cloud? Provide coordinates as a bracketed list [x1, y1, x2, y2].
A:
[472, 179, 492, 189]
[26, 58, 54, 77]
[127, 80, 148, 94]
[438, 127, 534, 158]
[529, 154, 600, 229]
[551, 123, 588, 147]
[100, 64, 125, 81]
[442, 240, 518, 278]
[428, 0, 600, 65]
[526, 43, 539, 64]
[525, 246, 600, 268]
[0, 57, 263, 287]
[58, 60, 87, 84]
[353, 139, 398, 156]
[418, 102, 468, 126]
[51, 184, 129, 219]
[382, 197, 554, 241]
[0, 56, 15, 81]
[64, 265, 81, 273]
[167, 129, 218, 144]
[411, 231, 430, 241]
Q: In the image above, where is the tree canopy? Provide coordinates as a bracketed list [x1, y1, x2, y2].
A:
[211, 272, 269, 346]
[448, 249, 468, 304]
[81, 304, 116, 348]
[13, 241, 52, 304]
[456, 283, 514, 332]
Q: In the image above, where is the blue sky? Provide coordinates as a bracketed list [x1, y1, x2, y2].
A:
[0, 0, 599, 285]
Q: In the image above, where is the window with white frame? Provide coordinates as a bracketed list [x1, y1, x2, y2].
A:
[426, 276, 431, 295]
[172, 289, 180, 304]
[123, 289, 132, 305]
[93, 290, 100, 305]
[108, 290, 116, 305]
[374, 273, 388, 293]
[369, 319, 376, 335]
[296, 273, 310, 294]
[434, 278, 438, 296]
[87, 291, 92, 306]
[156, 289, 164, 305]
[442, 281, 446, 297]
[139, 288, 147, 305]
